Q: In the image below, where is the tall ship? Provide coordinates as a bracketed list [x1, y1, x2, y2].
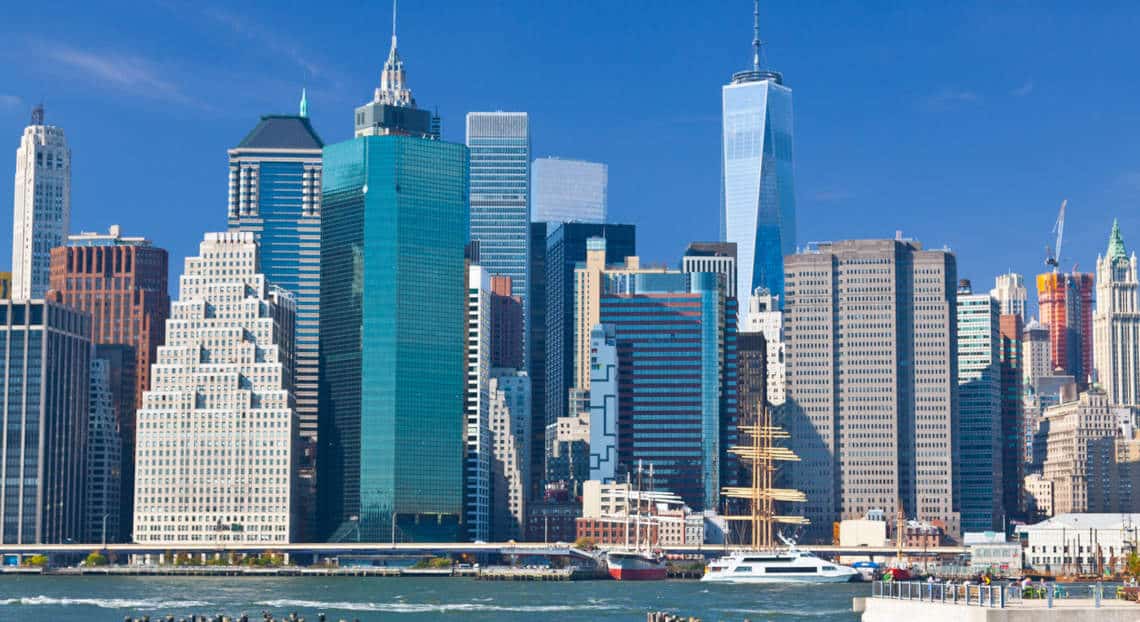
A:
[701, 403, 857, 584]
[606, 462, 668, 581]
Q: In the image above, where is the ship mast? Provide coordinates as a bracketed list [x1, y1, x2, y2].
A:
[721, 401, 809, 549]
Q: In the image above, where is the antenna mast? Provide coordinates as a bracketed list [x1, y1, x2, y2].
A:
[752, 0, 761, 71]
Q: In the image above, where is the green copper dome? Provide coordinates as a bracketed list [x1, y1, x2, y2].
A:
[1108, 219, 1128, 262]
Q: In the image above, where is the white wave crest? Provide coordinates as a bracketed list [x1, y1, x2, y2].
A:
[0, 595, 210, 609]
[257, 598, 620, 613]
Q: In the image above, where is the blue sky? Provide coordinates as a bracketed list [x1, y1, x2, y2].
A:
[2, 1, 1140, 311]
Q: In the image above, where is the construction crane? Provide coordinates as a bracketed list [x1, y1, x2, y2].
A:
[1045, 199, 1067, 270]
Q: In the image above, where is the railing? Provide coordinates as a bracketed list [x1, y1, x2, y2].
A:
[872, 580, 1016, 608]
[871, 580, 1119, 609]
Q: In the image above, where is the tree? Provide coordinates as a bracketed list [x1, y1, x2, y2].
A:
[1126, 551, 1140, 580]
[22, 554, 48, 567]
[84, 551, 108, 566]
[574, 536, 597, 551]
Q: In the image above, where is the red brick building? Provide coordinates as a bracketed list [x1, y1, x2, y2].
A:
[489, 275, 524, 368]
[49, 226, 169, 540]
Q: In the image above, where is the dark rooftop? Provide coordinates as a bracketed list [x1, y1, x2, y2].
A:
[236, 115, 324, 150]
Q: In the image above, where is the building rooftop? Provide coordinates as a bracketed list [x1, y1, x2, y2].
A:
[235, 115, 324, 150]
[67, 225, 151, 247]
[1016, 513, 1140, 532]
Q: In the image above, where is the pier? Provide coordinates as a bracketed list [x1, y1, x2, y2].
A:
[855, 580, 1140, 621]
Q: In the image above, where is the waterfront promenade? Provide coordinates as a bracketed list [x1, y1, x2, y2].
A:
[856, 581, 1140, 622]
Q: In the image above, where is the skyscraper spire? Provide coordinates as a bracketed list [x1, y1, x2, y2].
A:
[1108, 218, 1128, 262]
[372, 0, 415, 108]
[752, 0, 761, 71]
[299, 88, 308, 118]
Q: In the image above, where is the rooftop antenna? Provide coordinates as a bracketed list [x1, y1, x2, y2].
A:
[391, 0, 398, 48]
[299, 88, 308, 118]
[31, 102, 44, 126]
[752, 0, 761, 71]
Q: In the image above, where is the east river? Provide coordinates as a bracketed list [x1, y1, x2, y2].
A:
[0, 575, 868, 621]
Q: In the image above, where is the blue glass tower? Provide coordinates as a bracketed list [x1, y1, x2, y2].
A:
[721, 2, 796, 313]
[466, 112, 531, 361]
[318, 18, 470, 541]
[228, 108, 323, 443]
[600, 272, 727, 511]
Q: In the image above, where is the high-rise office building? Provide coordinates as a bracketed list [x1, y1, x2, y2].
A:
[532, 157, 607, 225]
[544, 223, 635, 439]
[1093, 221, 1140, 406]
[228, 108, 323, 442]
[490, 276, 524, 369]
[489, 368, 530, 541]
[1037, 271, 1094, 387]
[12, 106, 70, 299]
[48, 225, 169, 541]
[86, 357, 121, 545]
[1023, 318, 1053, 386]
[467, 113, 531, 342]
[573, 239, 666, 396]
[227, 107, 324, 542]
[998, 314, 1024, 521]
[588, 324, 618, 483]
[743, 288, 786, 406]
[464, 266, 492, 542]
[527, 222, 548, 500]
[682, 242, 738, 299]
[133, 232, 297, 545]
[736, 330, 767, 488]
[991, 273, 1028, 321]
[601, 271, 728, 511]
[721, 4, 796, 314]
[956, 281, 1003, 532]
[0, 298, 90, 544]
[784, 239, 959, 540]
[319, 40, 469, 540]
[1040, 389, 1138, 514]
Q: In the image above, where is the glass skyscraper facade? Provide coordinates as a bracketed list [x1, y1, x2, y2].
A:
[466, 112, 530, 350]
[0, 299, 91, 544]
[318, 135, 469, 542]
[228, 113, 323, 442]
[532, 157, 607, 224]
[544, 223, 635, 442]
[721, 66, 796, 314]
[600, 272, 727, 511]
[957, 288, 1003, 532]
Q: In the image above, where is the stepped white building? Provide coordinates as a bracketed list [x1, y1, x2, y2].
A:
[489, 368, 530, 541]
[133, 232, 296, 545]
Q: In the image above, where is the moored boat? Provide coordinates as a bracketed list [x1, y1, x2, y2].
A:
[701, 548, 858, 583]
[606, 550, 668, 581]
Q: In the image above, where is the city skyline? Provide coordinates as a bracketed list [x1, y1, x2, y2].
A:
[2, 2, 1138, 311]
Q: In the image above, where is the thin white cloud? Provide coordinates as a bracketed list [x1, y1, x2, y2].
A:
[1011, 81, 1034, 97]
[34, 41, 206, 109]
[0, 94, 21, 108]
[201, 7, 326, 79]
[927, 87, 981, 107]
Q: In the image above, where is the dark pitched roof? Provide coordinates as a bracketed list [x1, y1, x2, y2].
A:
[236, 115, 324, 150]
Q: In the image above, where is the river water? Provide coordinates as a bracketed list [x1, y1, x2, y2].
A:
[0, 575, 867, 621]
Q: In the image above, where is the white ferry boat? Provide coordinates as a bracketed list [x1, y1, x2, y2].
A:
[701, 549, 858, 583]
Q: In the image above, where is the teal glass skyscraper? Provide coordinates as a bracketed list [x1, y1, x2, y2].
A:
[318, 19, 470, 542]
[721, 1, 796, 313]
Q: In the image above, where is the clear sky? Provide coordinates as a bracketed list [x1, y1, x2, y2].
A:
[2, 1, 1139, 312]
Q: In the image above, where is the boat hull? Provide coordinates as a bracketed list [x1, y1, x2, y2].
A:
[701, 572, 857, 584]
[608, 565, 668, 581]
[607, 553, 667, 581]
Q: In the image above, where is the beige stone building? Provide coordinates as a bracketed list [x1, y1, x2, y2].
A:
[784, 238, 959, 540]
[1040, 388, 1139, 514]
